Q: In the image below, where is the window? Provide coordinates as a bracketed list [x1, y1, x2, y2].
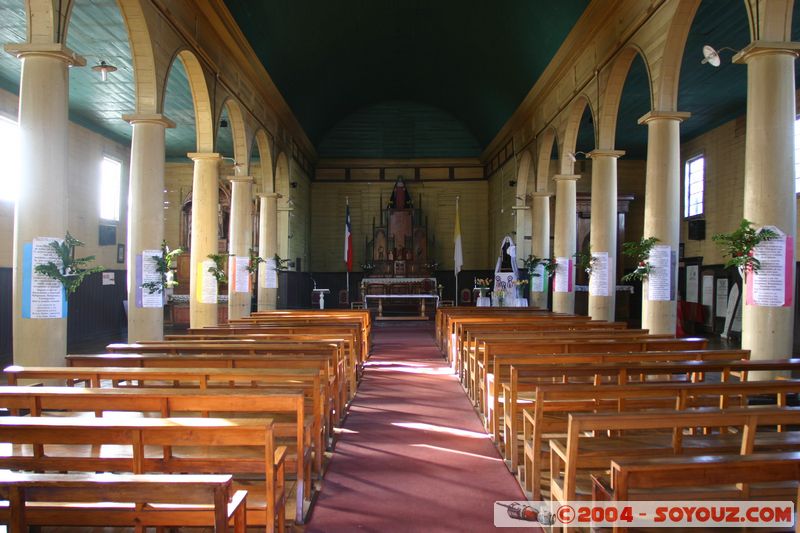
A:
[794, 117, 800, 193]
[100, 156, 121, 221]
[684, 155, 704, 218]
[0, 116, 20, 202]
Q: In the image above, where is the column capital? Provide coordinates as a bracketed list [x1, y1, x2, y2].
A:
[552, 174, 581, 182]
[122, 113, 176, 129]
[4, 43, 85, 66]
[187, 152, 221, 162]
[259, 192, 282, 199]
[531, 191, 552, 199]
[733, 41, 800, 64]
[228, 175, 254, 184]
[638, 110, 691, 125]
[588, 149, 625, 159]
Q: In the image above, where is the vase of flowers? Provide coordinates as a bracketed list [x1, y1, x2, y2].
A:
[475, 277, 492, 299]
[621, 236, 659, 282]
[712, 218, 778, 279]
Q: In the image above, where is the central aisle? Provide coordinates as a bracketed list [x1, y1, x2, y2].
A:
[307, 322, 526, 532]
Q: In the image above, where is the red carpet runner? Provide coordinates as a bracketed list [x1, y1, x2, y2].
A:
[306, 322, 526, 532]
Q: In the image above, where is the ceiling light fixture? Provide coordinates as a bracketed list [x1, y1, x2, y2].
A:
[700, 45, 739, 67]
[92, 61, 117, 82]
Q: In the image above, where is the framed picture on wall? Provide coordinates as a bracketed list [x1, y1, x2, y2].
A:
[116, 244, 125, 264]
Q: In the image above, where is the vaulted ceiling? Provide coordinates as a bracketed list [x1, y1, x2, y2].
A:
[0, 1, 794, 164]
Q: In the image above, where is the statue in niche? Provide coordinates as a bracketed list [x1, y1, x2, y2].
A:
[387, 177, 413, 209]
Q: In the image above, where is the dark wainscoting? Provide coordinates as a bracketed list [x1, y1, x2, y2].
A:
[0, 269, 128, 361]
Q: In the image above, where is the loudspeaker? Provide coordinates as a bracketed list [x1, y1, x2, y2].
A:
[688, 219, 705, 241]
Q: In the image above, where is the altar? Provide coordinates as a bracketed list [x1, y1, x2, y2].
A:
[360, 178, 438, 319]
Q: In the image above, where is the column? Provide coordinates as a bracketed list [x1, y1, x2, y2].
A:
[7, 44, 84, 366]
[188, 152, 221, 329]
[530, 192, 551, 309]
[552, 175, 579, 314]
[228, 176, 253, 321]
[587, 150, 625, 321]
[639, 111, 690, 334]
[734, 42, 799, 373]
[257, 193, 281, 310]
[122, 114, 175, 342]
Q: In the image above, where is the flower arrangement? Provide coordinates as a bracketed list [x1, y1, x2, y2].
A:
[621, 236, 660, 282]
[34, 232, 104, 295]
[273, 254, 292, 271]
[542, 258, 558, 278]
[521, 254, 545, 273]
[512, 279, 529, 287]
[246, 247, 264, 275]
[712, 218, 778, 276]
[360, 262, 375, 273]
[141, 240, 183, 294]
[474, 277, 493, 289]
[574, 246, 597, 276]
[207, 253, 231, 284]
[424, 259, 439, 271]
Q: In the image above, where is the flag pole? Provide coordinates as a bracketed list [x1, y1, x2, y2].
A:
[346, 196, 350, 303]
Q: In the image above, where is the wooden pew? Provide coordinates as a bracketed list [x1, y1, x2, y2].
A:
[435, 306, 561, 350]
[499, 348, 750, 458]
[0, 385, 311, 523]
[0, 472, 247, 532]
[549, 406, 800, 505]
[0, 416, 285, 532]
[478, 337, 709, 422]
[604, 453, 800, 533]
[5, 364, 332, 450]
[519, 377, 800, 499]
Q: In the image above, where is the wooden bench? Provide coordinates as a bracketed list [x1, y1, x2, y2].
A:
[0, 416, 285, 532]
[0, 472, 247, 532]
[67, 352, 345, 424]
[549, 406, 800, 505]
[599, 453, 800, 533]
[5, 364, 332, 451]
[499, 348, 751, 458]
[518, 377, 800, 499]
[0, 385, 311, 524]
[478, 337, 709, 423]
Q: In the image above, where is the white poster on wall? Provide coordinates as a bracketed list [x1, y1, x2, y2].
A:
[198, 259, 218, 304]
[702, 275, 714, 306]
[141, 249, 163, 308]
[715, 278, 729, 317]
[530, 264, 545, 293]
[24, 237, 66, 319]
[554, 257, 571, 293]
[234, 256, 250, 293]
[647, 245, 672, 301]
[748, 228, 790, 307]
[686, 265, 699, 303]
[263, 258, 278, 289]
[588, 252, 609, 297]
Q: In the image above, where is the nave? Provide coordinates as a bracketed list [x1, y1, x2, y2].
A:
[307, 322, 524, 532]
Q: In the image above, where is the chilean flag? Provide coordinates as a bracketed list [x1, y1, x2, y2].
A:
[344, 202, 353, 272]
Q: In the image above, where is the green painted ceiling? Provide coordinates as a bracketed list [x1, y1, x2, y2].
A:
[0, 1, 793, 167]
[222, 0, 590, 150]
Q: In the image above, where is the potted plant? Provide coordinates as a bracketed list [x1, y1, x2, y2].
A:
[141, 240, 183, 295]
[207, 253, 232, 285]
[246, 248, 265, 276]
[273, 254, 292, 271]
[34, 232, 104, 295]
[574, 246, 597, 276]
[712, 218, 778, 277]
[621, 236, 659, 282]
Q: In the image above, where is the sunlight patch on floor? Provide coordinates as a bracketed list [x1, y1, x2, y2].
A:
[411, 443, 503, 461]
[391, 422, 490, 439]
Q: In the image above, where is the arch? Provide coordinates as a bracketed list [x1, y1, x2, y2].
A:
[559, 95, 595, 174]
[746, 0, 794, 41]
[275, 151, 290, 258]
[597, 46, 653, 150]
[116, 0, 159, 114]
[164, 49, 214, 153]
[26, 0, 58, 43]
[653, 0, 702, 111]
[217, 98, 249, 175]
[253, 129, 274, 193]
[536, 127, 559, 192]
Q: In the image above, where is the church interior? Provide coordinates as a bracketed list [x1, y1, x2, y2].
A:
[1, 0, 800, 530]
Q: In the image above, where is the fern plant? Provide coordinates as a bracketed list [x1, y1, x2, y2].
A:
[621, 236, 660, 282]
[207, 253, 231, 284]
[246, 248, 265, 275]
[141, 240, 183, 294]
[712, 218, 778, 275]
[273, 254, 292, 272]
[34, 232, 104, 294]
[574, 245, 597, 276]
[521, 254, 556, 277]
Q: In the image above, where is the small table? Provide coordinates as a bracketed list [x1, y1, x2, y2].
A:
[364, 294, 439, 320]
